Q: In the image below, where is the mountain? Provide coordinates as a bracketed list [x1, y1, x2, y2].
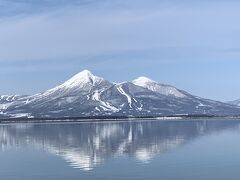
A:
[227, 99, 240, 106]
[1, 70, 240, 119]
[0, 95, 27, 116]
[132, 76, 186, 98]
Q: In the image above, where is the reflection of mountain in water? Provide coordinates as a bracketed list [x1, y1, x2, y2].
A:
[0, 120, 240, 171]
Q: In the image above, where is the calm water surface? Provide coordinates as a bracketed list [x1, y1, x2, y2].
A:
[1, 119, 240, 180]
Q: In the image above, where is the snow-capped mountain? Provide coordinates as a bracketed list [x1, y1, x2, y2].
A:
[1, 70, 240, 119]
[132, 76, 186, 98]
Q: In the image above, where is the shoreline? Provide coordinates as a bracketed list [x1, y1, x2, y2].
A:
[1, 115, 240, 124]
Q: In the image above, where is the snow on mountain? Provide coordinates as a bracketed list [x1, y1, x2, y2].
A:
[132, 77, 186, 98]
[51, 70, 104, 90]
[227, 99, 240, 106]
[42, 70, 108, 97]
[1, 70, 240, 119]
[91, 89, 119, 112]
[16, 70, 113, 107]
[0, 95, 20, 102]
[101, 82, 147, 112]
[0, 95, 26, 110]
[116, 83, 134, 108]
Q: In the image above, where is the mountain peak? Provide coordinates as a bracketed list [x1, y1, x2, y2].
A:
[132, 76, 157, 86]
[133, 76, 186, 98]
[73, 69, 94, 80]
[38, 70, 111, 98]
[78, 69, 93, 75]
[62, 70, 104, 88]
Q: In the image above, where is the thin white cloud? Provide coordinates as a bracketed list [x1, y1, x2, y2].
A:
[0, 0, 240, 62]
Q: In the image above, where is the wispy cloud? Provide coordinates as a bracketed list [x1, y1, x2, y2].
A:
[1, 0, 240, 64]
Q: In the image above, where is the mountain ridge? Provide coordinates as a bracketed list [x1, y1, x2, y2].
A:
[1, 70, 240, 119]
[227, 99, 240, 106]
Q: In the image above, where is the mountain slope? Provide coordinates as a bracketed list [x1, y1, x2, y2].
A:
[227, 99, 240, 106]
[1, 70, 240, 119]
[133, 77, 186, 98]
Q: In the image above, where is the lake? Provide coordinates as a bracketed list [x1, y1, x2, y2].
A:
[1, 119, 240, 180]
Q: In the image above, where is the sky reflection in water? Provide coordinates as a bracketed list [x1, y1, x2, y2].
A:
[1, 119, 240, 180]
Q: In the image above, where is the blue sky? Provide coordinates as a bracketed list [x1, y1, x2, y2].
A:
[1, 0, 240, 101]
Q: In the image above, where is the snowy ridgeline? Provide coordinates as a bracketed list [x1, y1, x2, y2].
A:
[0, 70, 240, 119]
